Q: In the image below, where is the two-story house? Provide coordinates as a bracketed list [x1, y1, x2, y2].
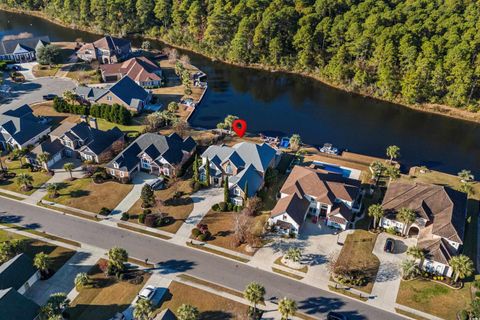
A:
[199, 142, 279, 205]
[106, 133, 196, 181]
[268, 165, 362, 235]
[100, 57, 163, 88]
[76, 36, 131, 64]
[380, 182, 467, 277]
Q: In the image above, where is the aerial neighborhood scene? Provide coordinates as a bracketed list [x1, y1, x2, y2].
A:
[0, 1, 480, 320]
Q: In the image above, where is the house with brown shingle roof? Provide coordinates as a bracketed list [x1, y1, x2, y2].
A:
[100, 57, 163, 88]
[380, 182, 467, 277]
[77, 36, 131, 64]
[268, 165, 362, 235]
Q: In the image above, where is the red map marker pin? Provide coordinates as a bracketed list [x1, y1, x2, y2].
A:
[232, 119, 247, 137]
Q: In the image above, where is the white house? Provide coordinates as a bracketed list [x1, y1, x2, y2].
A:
[380, 182, 467, 277]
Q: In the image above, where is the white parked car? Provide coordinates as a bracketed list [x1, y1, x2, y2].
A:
[138, 285, 156, 301]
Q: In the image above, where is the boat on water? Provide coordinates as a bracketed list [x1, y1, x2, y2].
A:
[319, 143, 339, 155]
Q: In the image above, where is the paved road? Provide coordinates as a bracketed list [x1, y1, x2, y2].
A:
[0, 197, 405, 320]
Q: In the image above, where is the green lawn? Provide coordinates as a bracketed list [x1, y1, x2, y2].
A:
[397, 279, 472, 320]
[463, 199, 479, 266]
[0, 159, 51, 195]
[96, 118, 145, 135]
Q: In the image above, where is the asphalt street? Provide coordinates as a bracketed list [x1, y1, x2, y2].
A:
[0, 197, 405, 320]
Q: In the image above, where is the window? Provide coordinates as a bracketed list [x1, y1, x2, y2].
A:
[120, 171, 124, 177]
[225, 163, 233, 174]
[110, 169, 115, 175]
[233, 188, 240, 196]
[113, 162, 119, 169]
[107, 96, 112, 101]
[283, 214, 287, 221]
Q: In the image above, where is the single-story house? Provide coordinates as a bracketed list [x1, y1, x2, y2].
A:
[380, 182, 467, 277]
[268, 165, 362, 235]
[74, 76, 151, 112]
[199, 142, 280, 205]
[76, 35, 131, 64]
[0, 104, 51, 150]
[106, 132, 196, 181]
[100, 56, 163, 88]
[0, 253, 40, 294]
[0, 36, 50, 62]
[27, 118, 124, 169]
[0, 288, 40, 320]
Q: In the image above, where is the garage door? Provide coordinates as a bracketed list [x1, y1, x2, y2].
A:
[48, 152, 62, 166]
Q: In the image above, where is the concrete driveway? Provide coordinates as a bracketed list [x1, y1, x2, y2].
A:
[0, 76, 76, 111]
[16, 62, 37, 80]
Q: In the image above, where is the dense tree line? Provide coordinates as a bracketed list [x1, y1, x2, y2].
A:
[3, 0, 480, 109]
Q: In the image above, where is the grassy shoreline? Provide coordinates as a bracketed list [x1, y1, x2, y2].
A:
[1, 7, 479, 125]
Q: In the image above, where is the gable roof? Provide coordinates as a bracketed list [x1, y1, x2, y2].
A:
[0, 288, 39, 320]
[29, 137, 64, 158]
[93, 36, 130, 52]
[270, 193, 310, 226]
[107, 133, 196, 171]
[101, 56, 162, 83]
[0, 254, 37, 291]
[64, 122, 124, 156]
[229, 163, 263, 197]
[154, 308, 177, 320]
[106, 76, 149, 107]
[74, 85, 109, 101]
[0, 105, 50, 145]
[382, 182, 467, 244]
[0, 36, 50, 55]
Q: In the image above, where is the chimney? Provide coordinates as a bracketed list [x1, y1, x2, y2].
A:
[80, 115, 87, 123]
[89, 117, 98, 129]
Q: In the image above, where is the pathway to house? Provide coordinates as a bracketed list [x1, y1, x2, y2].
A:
[170, 187, 223, 245]
[55, 53, 79, 78]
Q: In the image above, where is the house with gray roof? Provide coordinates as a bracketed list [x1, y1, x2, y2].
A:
[0, 253, 40, 294]
[200, 142, 280, 205]
[0, 288, 40, 320]
[0, 36, 50, 62]
[0, 104, 51, 150]
[106, 132, 196, 181]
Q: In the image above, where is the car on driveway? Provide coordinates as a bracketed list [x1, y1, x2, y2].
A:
[327, 311, 347, 320]
[384, 238, 395, 253]
[43, 94, 58, 100]
[147, 177, 164, 190]
[138, 285, 156, 301]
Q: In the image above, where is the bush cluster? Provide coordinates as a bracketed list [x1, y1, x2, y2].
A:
[53, 97, 88, 115]
[212, 201, 241, 212]
[99, 207, 111, 216]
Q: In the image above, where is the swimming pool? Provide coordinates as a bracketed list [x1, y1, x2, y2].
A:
[313, 161, 352, 178]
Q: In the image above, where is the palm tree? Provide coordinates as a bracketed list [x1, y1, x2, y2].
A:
[406, 246, 425, 265]
[34, 252, 51, 276]
[41, 292, 70, 318]
[63, 162, 74, 180]
[74, 272, 89, 289]
[397, 208, 416, 236]
[449, 255, 474, 283]
[285, 248, 302, 263]
[46, 183, 60, 198]
[458, 169, 474, 183]
[244, 282, 265, 317]
[386, 165, 400, 184]
[386, 145, 400, 163]
[370, 161, 385, 179]
[401, 259, 420, 280]
[460, 182, 474, 196]
[12, 148, 26, 165]
[37, 152, 51, 170]
[108, 247, 128, 273]
[367, 204, 384, 229]
[177, 304, 199, 320]
[278, 297, 297, 320]
[16, 173, 33, 191]
[133, 298, 153, 320]
[289, 134, 301, 151]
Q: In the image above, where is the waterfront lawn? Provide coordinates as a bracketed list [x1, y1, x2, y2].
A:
[128, 179, 194, 234]
[68, 260, 150, 320]
[396, 279, 471, 320]
[0, 159, 51, 195]
[155, 281, 249, 319]
[334, 230, 380, 294]
[44, 178, 133, 213]
[0, 229, 75, 272]
[196, 210, 269, 256]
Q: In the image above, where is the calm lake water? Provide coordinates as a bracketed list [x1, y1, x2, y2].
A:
[1, 10, 479, 176]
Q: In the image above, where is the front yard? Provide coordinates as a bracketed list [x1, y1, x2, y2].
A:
[196, 210, 269, 256]
[397, 278, 471, 320]
[155, 281, 249, 319]
[44, 178, 133, 213]
[333, 230, 380, 293]
[68, 259, 150, 320]
[128, 180, 194, 234]
[0, 159, 52, 195]
[65, 62, 102, 84]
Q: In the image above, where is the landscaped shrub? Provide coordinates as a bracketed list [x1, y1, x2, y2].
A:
[92, 171, 108, 183]
[227, 202, 234, 211]
[218, 202, 227, 212]
[121, 212, 130, 221]
[138, 213, 146, 224]
[197, 231, 211, 242]
[129, 275, 144, 285]
[98, 260, 109, 273]
[458, 310, 469, 320]
[99, 207, 111, 216]
[145, 214, 158, 228]
[143, 209, 152, 215]
[211, 203, 220, 211]
[21, 163, 33, 170]
[191, 228, 201, 238]
[385, 227, 396, 235]
[192, 181, 202, 192]
[234, 205, 242, 212]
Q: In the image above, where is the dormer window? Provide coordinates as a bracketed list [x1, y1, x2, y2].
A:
[225, 163, 233, 174]
[113, 162, 119, 169]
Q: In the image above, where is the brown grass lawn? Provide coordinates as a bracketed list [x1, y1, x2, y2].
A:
[397, 279, 471, 320]
[128, 180, 194, 234]
[0, 229, 75, 272]
[66, 62, 101, 84]
[68, 260, 150, 320]
[32, 64, 60, 77]
[31, 102, 81, 127]
[45, 178, 133, 213]
[335, 230, 380, 294]
[156, 281, 249, 319]
[197, 210, 269, 256]
[0, 159, 52, 195]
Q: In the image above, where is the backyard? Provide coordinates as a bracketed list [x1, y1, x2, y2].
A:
[0, 159, 51, 195]
[44, 178, 133, 213]
[396, 278, 472, 320]
[68, 260, 150, 320]
[128, 179, 194, 234]
[333, 230, 380, 294]
[156, 281, 249, 319]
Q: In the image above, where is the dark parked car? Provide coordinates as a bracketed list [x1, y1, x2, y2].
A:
[327, 311, 347, 320]
[43, 94, 58, 101]
[384, 238, 395, 253]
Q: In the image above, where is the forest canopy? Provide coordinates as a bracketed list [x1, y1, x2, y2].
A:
[2, 0, 480, 109]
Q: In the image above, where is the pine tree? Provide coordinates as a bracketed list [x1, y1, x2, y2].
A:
[224, 176, 229, 203]
[205, 158, 210, 187]
[243, 181, 248, 205]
